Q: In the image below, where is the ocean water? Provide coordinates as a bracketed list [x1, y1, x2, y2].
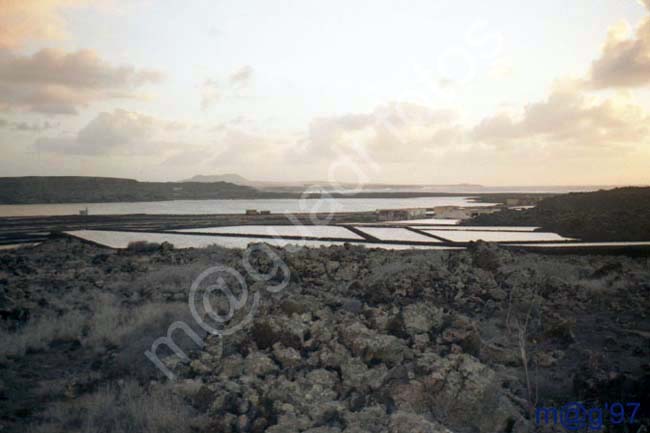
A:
[0, 196, 494, 217]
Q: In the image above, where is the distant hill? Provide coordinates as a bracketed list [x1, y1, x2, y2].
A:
[182, 174, 486, 192]
[0, 177, 260, 204]
[182, 174, 257, 187]
[181, 174, 328, 189]
[0, 176, 539, 205]
[465, 187, 650, 241]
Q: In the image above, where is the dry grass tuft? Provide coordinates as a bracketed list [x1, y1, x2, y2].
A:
[33, 381, 201, 433]
[0, 311, 86, 357]
[125, 241, 164, 254]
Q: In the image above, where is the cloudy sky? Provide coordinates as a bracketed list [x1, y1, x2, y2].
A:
[1, 0, 649, 186]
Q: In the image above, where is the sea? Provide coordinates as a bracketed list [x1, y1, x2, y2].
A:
[0, 196, 495, 217]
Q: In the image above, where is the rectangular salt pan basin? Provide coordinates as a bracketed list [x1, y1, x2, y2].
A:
[0, 243, 40, 250]
[377, 218, 460, 225]
[423, 230, 572, 242]
[175, 225, 362, 240]
[354, 227, 440, 242]
[65, 230, 460, 250]
[67, 230, 267, 249]
[506, 242, 650, 248]
[418, 226, 540, 232]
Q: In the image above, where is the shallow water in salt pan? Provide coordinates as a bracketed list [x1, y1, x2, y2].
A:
[423, 230, 572, 242]
[175, 225, 362, 239]
[65, 230, 459, 250]
[354, 227, 440, 242]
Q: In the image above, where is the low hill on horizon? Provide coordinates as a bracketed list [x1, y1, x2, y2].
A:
[0, 176, 260, 205]
[181, 173, 257, 186]
[181, 173, 485, 191]
[466, 186, 650, 241]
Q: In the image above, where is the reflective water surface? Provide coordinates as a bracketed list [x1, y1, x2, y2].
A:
[65, 230, 459, 250]
[422, 230, 572, 242]
[0, 196, 494, 217]
[176, 225, 363, 239]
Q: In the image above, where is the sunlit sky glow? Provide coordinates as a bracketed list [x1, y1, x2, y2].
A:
[1, 0, 649, 185]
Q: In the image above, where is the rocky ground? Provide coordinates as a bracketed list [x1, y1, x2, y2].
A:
[0, 238, 649, 432]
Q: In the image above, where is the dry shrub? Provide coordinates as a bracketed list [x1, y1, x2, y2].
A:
[85, 295, 193, 348]
[1, 293, 203, 383]
[103, 301, 205, 380]
[125, 241, 163, 254]
[33, 381, 201, 433]
[127, 264, 207, 300]
[0, 311, 86, 358]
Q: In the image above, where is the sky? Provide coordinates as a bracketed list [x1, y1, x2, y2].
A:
[1, 0, 649, 186]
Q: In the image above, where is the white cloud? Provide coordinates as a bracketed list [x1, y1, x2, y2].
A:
[472, 80, 650, 151]
[0, 118, 58, 132]
[200, 79, 220, 111]
[201, 65, 254, 110]
[229, 65, 253, 88]
[0, 48, 163, 114]
[297, 102, 463, 163]
[0, 0, 90, 48]
[589, 17, 650, 88]
[34, 109, 184, 155]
